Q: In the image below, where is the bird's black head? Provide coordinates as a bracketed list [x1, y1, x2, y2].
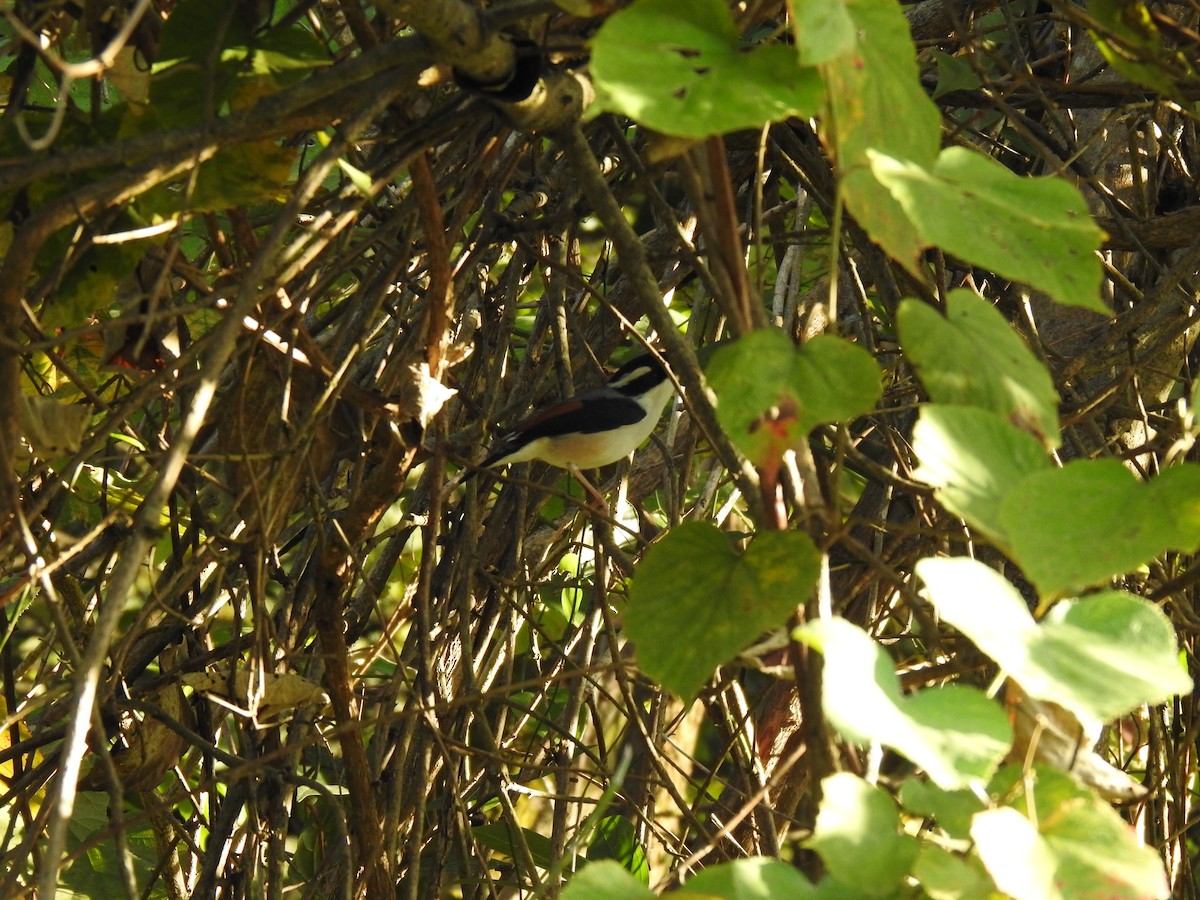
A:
[607, 352, 668, 398]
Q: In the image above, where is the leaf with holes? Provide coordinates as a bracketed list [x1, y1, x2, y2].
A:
[590, 0, 822, 137]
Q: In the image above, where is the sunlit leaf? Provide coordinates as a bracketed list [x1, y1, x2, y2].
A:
[627, 523, 820, 699]
[917, 557, 1191, 722]
[799, 617, 1011, 789]
[590, 0, 822, 137]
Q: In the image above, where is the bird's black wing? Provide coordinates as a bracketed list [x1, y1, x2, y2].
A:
[517, 395, 647, 440]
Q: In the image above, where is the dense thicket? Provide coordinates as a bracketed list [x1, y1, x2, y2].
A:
[2, 1, 1200, 897]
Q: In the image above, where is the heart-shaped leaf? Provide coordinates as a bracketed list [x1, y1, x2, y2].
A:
[899, 290, 1061, 448]
[706, 330, 881, 468]
[626, 523, 820, 699]
[912, 405, 1050, 546]
[998, 458, 1200, 596]
[589, 0, 822, 138]
[799, 617, 1011, 789]
[917, 557, 1191, 723]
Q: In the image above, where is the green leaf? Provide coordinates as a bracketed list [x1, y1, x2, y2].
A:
[971, 806, 1058, 899]
[587, 817, 648, 885]
[626, 524, 820, 699]
[706, 330, 881, 468]
[839, 169, 926, 274]
[38, 238, 144, 330]
[912, 406, 1050, 546]
[790, 0, 856, 66]
[192, 140, 296, 211]
[999, 458, 1200, 596]
[149, 0, 260, 126]
[984, 765, 1170, 899]
[898, 291, 1061, 448]
[898, 780, 984, 842]
[798, 618, 1011, 789]
[142, 140, 296, 216]
[252, 23, 330, 78]
[589, 0, 822, 138]
[471, 822, 558, 873]
[1086, 0, 1181, 97]
[912, 845, 995, 900]
[60, 794, 168, 899]
[563, 860, 656, 900]
[683, 857, 818, 898]
[822, 0, 940, 170]
[822, 0, 940, 273]
[916, 557, 1191, 722]
[806, 773, 918, 896]
[870, 147, 1106, 312]
[156, 0, 257, 71]
[930, 50, 981, 100]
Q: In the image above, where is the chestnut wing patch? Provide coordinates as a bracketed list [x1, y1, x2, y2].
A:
[518, 396, 646, 439]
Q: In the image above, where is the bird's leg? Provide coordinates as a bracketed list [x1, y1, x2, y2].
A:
[567, 463, 609, 512]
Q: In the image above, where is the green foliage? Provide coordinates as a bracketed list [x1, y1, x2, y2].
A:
[798, 618, 1011, 789]
[789, 0, 856, 66]
[898, 290, 1060, 448]
[871, 148, 1106, 311]
[4, 0, 1192, 896]
[822, 0, 941, 268]
[682, 858, 818, 898]
[58, 795, 169, 899]
[152, 0, 327, 122]
[472, 822, 559, 875]
[918, 557, 1190, 722]
[1084, 0, 1185, 97]
[562, 860, 655, 900]
[626, 524, 821, 699]
[587, 817, 649, 884]
[979, 766, 1169, 899]
[705, 330, 882, 469]
[141, 141, 298, 217]
[1000, 460, 1200, 597]
[913, 404, 1051, 544]
[806, 773, 918, 896]
[589, 0, 822, 137]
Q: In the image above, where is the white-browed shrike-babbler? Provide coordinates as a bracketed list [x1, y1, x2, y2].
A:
[475, 352, 674, 503]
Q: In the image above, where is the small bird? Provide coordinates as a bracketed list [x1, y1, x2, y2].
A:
[474, 351, 675, 501]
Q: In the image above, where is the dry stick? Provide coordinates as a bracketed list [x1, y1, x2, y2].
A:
[550, 123, 764, 524]
[0, 35, 433, 196]
[412, 151, 456, 376]
[34, 85, 403, 896]
[676, 148, 746, 334]
[303, 169, 462, 889]
[703, 136, 765, 332]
